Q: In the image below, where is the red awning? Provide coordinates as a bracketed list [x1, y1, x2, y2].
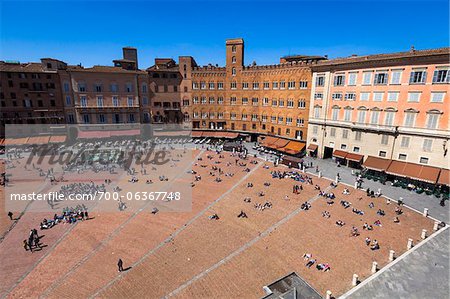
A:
[363, 156, 392, 172]
[387, 160, 440, 184]
[438, 169, 449, 186]
[191, 131, 203, 138]
[78, 131, 111, 139]
[307, 144, 318, 151]
[346, 153, 364, 162]
[110, 129, 140, 137]
[333, 150, 348, 159]
[49, 135, 67, 143]
[279, 141, 306, 155]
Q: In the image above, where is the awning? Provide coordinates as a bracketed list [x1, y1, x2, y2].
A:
[5, 137, 30, 145]
[438, 169, 449, 186]
[78, 131, 111, 139]
[191, 131, 203, 138]
[271, 138, 290, 149]
[49, 135, 67, 143]
[346, 153, 364, 163]
[333, 150, 348, 159]
[363, 156, 392, 172]
[224, 132, 239, 139]
[110, 129, 140, 137]
[281, 155, 304, 168]
[387, 160, 440, 184]
[279, 141, 306, 155]
[0, 139, 4, 146]
[307, 144, 318, 152]
[27, 136, 50, 145]
[261, 136, 278, 147]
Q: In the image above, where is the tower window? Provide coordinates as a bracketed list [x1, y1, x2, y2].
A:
[232, 45, 236, 53]
[232, 56, 236, 63]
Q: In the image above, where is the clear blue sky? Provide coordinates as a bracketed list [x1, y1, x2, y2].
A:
[1, 0, 448, 68]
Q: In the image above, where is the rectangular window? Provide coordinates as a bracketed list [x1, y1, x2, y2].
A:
[342, 129, 348, 139]
[353, 147, 360, 153]
[297, 100, 306, 108]
[432, 69, 450, 83]
[263, 97, 269, 106]
[384, 111, 395, 126]
[112, 96, 119, 107]
[110, 83, 119, 92]
[94, 83, 102, 92]
[252, 82, 260, 90]
[355, 131, 362, 141]
[344, 109, 352, 122]
[314, 93, 323, 100]
[362, 72, 372, 85]
[423, 139, 433, 152]
[272, 81, 279, 89]
[127, 97, 134, 107]
[379, 151, 387, 157]
[278, 100, 284, 107]
[409, 70, 427, 84]
[312, 125, 318, 134]
[80, 96, 87, 107]
[231, 82, 237, 89]
[296, 118, 304, 127]
[97, 96, 103, 107]
[391, 70, 402, 84]
[315, 76, 325, 87]
[431, 92, 445, 103]
[374, 72, 388, 85]
[63, 82, 70, 92]
[400, 136, 410, 148]
[408, 92, 421, 102]
[381, 134, 389, 145]
[373, 92, 384, 102]
[398, 154, 407, 160]
[263, 82, 270, 89]
[426, 114, 439, 129]
[360, 92, 370, 101]
[200, 81, 206, 89]
[230, 97, 237, 105]
[370, 110, 380, 124]
[288, 81, 296, 89]
[98, 114, 106, 124]
[242, 98, 248, 105]
[218, 97, 224, 104]
[314, 107, 320, 118]
[345, 93, 356, 101]
[341, 144, 347, 150]
[332, 108, 339, 120]
[348, 73, 357, 86]
[287, 99, 294, 108]
[83, 114, 90, 124]
[332, 93, 342, 100]
[387, 92, 399, 102]
[192, 82, 199, 89]
[299, 81, 308, 89]
[404, 113, 416, 127]
[419, 157, 429, 164]
[78, 82, 86, 92]
[333, 74, 345, 86]
[357, 110, 366, 123]
[252, 98, 259, 106]
[217, 82, 224, 89]
[209, 82, 215, 89]
[242, 82, 249, 89]
[65, 95, 71, 106]
[279, 81, 286, 89]
[330, 128, 336, 137]
[126, 83, 133, 92]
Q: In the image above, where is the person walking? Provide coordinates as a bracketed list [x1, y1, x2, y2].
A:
[7, 211, 13, 220]
[118, 258, 124, 272]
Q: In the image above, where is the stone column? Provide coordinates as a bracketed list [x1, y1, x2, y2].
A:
[318, 171, 322, 178]
[352, 274, 358, 286]
[354, 181, 358, 189]
[407, 238, 414, 250]
[423, 208, 428, 217]
[421, 229, 427, 239]
[389, 250, 395, 262]
[326, 290, 332, 299]
[433, 221, 440, 231]
[371, 261, 378, 274]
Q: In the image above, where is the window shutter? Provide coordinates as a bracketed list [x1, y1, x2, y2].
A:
[422, 71, 427, 83]
[409, 72, 414, 83]
[432, 70, 438, 83]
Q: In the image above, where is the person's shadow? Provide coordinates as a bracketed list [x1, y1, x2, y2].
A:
[122, 266, 132, 272]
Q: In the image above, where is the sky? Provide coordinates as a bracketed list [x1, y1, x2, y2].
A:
[1, 0, 449, 69]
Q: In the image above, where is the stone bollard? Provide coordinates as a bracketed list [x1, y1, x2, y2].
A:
[335, 175, 339, 183]
[389, 250, 395, 262]
[318, 171, 322, 178]
[407, 238, 414, 250]
[354, 181, 358, 189]
[421, 229, 427, 239]
[371, 261, 378, 274]
[352, 274, 358, 286]
[326, 290, 332, 299]
[433, 221, 440, 231]
[423, 208, 428, 217]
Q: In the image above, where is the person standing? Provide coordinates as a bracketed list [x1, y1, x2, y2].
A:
[118, 258, 124, 272]
[7, 211, 13, 220]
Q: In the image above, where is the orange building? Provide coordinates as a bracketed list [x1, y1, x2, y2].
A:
[307, 47, 450, 171]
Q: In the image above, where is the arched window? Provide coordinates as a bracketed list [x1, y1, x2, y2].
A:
[232, 67, 236, 76]
[232, 56, 236, 63]
[232, 45, 236, 53]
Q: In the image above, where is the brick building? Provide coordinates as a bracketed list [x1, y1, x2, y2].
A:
[0, 58, 66, 135]
[186, 38, 325, 143]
